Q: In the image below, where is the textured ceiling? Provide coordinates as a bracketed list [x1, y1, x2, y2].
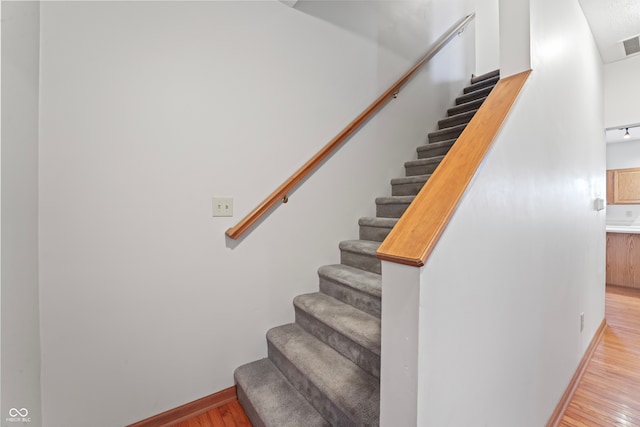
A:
[578, 0, 640, 63]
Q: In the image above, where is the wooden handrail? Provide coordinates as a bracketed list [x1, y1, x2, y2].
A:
[226, 13, 476, 240]
[376, 70, 532, 266]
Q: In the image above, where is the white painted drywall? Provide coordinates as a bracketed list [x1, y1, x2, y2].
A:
[37, 1, 477, 425]
[379, 262, 420, 426]
[382, 0, 604, 425]
[475, 0, 500, 75]
[1, 2, 42, 425]
[606, 140, 640, 224]
[606, 139, 640, 170]
[604, 54, 640, 129]
[499, 0, 531, 77]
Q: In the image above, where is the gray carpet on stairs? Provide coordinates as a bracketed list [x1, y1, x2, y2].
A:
[233, 70, 499, 427]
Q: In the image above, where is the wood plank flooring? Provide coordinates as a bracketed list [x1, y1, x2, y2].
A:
[170, 400, 252, 427]
[173, 285, 640, 427]
[560, 285, 640, 426]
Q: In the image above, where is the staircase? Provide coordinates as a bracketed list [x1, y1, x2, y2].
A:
[233, 69, 500, 427]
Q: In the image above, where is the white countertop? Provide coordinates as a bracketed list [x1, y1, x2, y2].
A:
[606, 225, 640, 234]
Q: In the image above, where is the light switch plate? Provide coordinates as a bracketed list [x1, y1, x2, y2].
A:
[594, 198, 605, 211]
[212, 197, 233, 217]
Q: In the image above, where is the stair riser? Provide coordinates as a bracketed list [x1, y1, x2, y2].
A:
[295, 308, 380, 379]
[376, 203, 410, 219]
[471, 69, 500, 84]
[340, 250, 381, 274]
[359, 225, 393, 242]
[236, 383, 267, 427]
[417, 144, 453, 159]
[318, 277, 380, 318]
[428, 127, 464, 143]
[455, 87, 492, 105]
[464, 77, 498, 93]
[267, 341, 354, 427]
[235, 360, 331, 427]
[438, 113, 474, 129]
[392, 181, 425, 197]
[448, 98, 485, 116]
[406, 162, 440, 177]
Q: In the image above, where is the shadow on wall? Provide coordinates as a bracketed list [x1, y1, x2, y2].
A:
[293, 1, 470, 63]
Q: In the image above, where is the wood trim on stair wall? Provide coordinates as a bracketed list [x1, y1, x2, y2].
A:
[126, 386, 237, 427]
[376, 70, 532, 267]
[545, 319, 607, 427]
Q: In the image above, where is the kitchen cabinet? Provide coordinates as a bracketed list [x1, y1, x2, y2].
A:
[606, 167, 640, 204]
[606, 232, 640, 289]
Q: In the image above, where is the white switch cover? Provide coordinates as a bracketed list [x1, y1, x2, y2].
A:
[594, 198, 605, 211]
[212, 197, 233, 217]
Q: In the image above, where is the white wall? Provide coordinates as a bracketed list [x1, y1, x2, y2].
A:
[37, 1, 477, 425]
[499, 0, 531, 77]
[387, 0, 604, 425]
[604, 54, 640, 129]
[1, 2, 42, 426]
[606, 139, 640, 224]
[475, 0, 500, 75]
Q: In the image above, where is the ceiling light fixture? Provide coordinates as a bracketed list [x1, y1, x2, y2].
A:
[624, 128, 631, 139]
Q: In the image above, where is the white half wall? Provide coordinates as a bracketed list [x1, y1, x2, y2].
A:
[37, 1, 477, 425]
[382, 0, 604, 425]
[1, 1, 42, 425]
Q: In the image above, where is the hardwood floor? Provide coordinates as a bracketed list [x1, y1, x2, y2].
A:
[560, 285, 640, 426]
[174, 285, 640, 427]
[170, 401, 252, 427]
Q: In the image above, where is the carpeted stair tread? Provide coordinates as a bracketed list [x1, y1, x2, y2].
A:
[471, 69, 500, 84]
[234, 70, 501, 426]
[375, 196, 414, 218]
[416, 140, 456, 159]
[317, 264, 381, 317]
[295, 293, 381, 355]
[405, 156, 444, 177]
[447, 96, 486, 116]
[390, 175, 431, 185]
[339, 239, 382, 273]
[359, 216, 397, 241]
[358, 216, 399, 229]
[455, 85, 493, 105]
[464, 75, 499, 93]
[417, 139, 455, 156]
[358, 217, 398, 242]
[438, 109, 477, 129]
[428, 122, 467, 142]
[235, 358, 330, 427]
[405, 156, 445, 169]
[338, 239, 380, 256]
[375, 195, 415, 205]
[294, 293, 381, 378]
[267, 323, 380, 426]
[390, 175, 431, 196]
[318, 264, 381, 298]
[318, 262, 381, 294]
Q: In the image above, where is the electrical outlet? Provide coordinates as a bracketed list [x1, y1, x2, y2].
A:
[580, 312, 584, 332]
[212, 197, 233, 217]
